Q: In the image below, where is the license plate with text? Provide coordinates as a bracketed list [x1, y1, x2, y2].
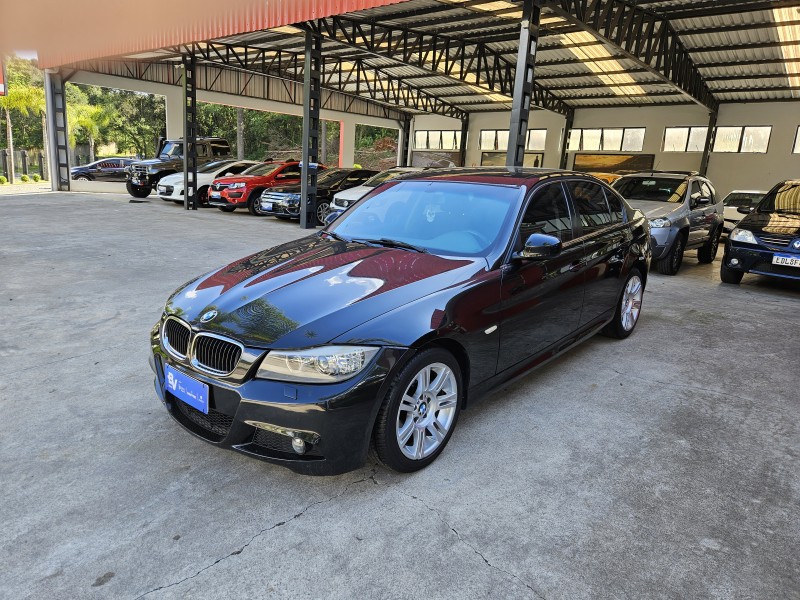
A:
[164, 364, 209, 414]
[773, 254, 800, 268]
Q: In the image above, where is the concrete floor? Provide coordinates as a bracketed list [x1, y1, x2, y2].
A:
[2, 192, 799, 600]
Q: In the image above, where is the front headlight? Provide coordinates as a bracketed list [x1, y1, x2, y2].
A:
[730, 228, 757, 244]
[256, 345, 380, 383]
[649, 217, 671, 228]
[229, 182, 246, 189]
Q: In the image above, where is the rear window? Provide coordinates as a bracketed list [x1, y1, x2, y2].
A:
[723, 192, 764, 208]
[613, 177, 686, 203]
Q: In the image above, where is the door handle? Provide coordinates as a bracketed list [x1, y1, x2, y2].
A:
[569, 260, 585, 272]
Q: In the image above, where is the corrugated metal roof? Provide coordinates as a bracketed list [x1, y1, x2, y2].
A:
[33, 0, 800, 117]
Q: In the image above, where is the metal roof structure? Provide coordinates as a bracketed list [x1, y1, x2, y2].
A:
[44, 0, 800, 119]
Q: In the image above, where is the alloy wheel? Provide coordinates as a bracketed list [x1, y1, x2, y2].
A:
[621, 274, 643, 331]
[395, 363, 458, 460]
[316, 202, 331, 225]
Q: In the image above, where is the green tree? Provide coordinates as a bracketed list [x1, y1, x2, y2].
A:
[69, 104, 110, 162]
[0, 85, 39, 181]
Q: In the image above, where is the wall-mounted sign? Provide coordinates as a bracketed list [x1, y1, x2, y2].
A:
[0, 58, 6, 96]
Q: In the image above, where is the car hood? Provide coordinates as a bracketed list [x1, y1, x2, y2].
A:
[738, 211, 800, 237]
[334, 185, 371, 202]
[165, 236, 481, 348]
[135, 158, 178, 167]
[625, 200, 681, 220]
[159, 172, 216, 187]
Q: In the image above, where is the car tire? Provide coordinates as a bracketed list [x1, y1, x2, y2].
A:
[197, 186, 210, 207]
[720, 262, 744, 284]
[697, 227, 721, 264]
[247, 190, 266, 216]
[373, 348, 462, 473]
[315, 201, 331, 226]
[601, 268, 644, 339]
[126, 181, 151, 198]
[217, 206, 236, 213]
[74, 175, 91, 181]
[656, 232, 685, 275]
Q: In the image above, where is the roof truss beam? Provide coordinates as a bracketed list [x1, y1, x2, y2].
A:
[546, 0, 718, 110]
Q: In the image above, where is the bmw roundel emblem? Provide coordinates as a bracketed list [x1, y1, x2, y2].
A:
[200, 309, 218, 323]
[793, 239, 800, 251]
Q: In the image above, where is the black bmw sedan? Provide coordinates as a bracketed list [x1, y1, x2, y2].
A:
[721, 180, 800, 284]
[149, 169, 651, 475]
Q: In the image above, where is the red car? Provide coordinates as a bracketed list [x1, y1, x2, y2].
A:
[208, 161, 326, 215]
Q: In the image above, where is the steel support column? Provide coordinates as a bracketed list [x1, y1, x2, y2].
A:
[300, 31, 322, 229]
[699, 110, 717, 176]
[559, 108, 574, 170]
[44, 70, 70, 191]
[459, 115, 469, 167]
[507, 0, 543, 168]
[399, 117, 412, 167]
[182, 53, 198, 210]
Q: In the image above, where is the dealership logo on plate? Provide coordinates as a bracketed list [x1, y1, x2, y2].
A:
[200, 310, 218, 323]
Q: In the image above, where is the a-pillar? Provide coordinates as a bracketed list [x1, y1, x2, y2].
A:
[338, 117, 356, 167]
[165, 85, 186, 140]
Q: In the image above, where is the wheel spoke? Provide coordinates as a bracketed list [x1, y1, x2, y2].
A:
[399, 394, 416, 413]
[427, 421, 445, 443]
[428, 369, 447, 395]
[397, 419, 414, 446]
[435, 392, 458, 410]
[413, 428, 425, 459]
[631, 300, 642, 309]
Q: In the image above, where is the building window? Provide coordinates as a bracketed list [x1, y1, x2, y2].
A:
[794, 127, 800, 154]
[663, 126, 708, 152]
[712, 126, 772, 153]
[414, 130, 462, 150]
[567, 128, 645, 152]
[479, 129, 547, 152]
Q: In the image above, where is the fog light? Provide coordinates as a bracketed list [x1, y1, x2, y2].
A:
[291, 437, 307, 455]
[730, 258, 739, 266]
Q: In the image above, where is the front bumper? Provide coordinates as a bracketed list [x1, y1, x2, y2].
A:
[149, 325, 409, 475]
[723, 241, 800, 281]
[157, 184, 183, 200]
[208, 188, 246, 207]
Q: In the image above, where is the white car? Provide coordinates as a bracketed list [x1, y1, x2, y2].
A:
[722, 190, 767, 233]
[157, 160, 260, 204]
[330, 167, 421, 212]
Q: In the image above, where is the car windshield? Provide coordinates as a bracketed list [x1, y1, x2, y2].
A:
[328, 180, 522, 257]
[723, 192, 764, 208]
[363, 170, 410, 187]
[613, 177, 686, 203]
[198, 160, 235, 174]
[757, 182, 800, 215]
[242, 163, 283, 176]
[159, 142, 183, 158]
[317, 169, 350, 186]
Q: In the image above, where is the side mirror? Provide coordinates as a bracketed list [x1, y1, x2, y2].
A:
[737, 206, 755, 215]
[696, 197, 712, 206]
[514, 233, 562, 260]
[324, 211, 343, 226]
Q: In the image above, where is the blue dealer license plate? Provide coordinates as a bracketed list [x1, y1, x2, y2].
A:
[164, 364, 209, 414]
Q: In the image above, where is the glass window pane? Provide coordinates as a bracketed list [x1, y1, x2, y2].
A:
[415, 131, 429, 149]
[582, 129, 602, 151]
[496, 130, 509, 152]
[479, 130, 496, 151]
[567, 180, 612, 234]
[621, 128, 645, 151]
[567, 130, 581, 151]
[455, 131, 462, 149]
[663, 127, 689, 152]
[601, 128, 623, 151]
[741, 126, 771, 153]
[687, 127, 708, 152]
[794, 127, 800, 154]
[526, 129, 547, 151]
[521, 183, 574, 242]
[713, 127, 742, 152]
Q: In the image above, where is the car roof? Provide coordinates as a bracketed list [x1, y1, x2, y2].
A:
[389, 167, 587, 186]
[619, 171, 697, 180]
[725, 189, 768, 194]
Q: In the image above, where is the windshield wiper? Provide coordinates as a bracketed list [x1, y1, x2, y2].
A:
[323, 230, 348, 242]
[352, 237, 428, 253]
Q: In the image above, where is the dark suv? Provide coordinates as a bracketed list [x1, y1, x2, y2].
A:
[126, 137, 232, 198]
[612, 171, 723, 275]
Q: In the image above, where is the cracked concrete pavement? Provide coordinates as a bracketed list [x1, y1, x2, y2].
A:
[1, 193, 798, 599]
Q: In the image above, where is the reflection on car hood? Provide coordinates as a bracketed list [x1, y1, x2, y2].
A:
[159, 172, 217, 187]
[625, 199, 680, 220]
[738, 211, 800, 237]
[166, 236, 480, 348]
